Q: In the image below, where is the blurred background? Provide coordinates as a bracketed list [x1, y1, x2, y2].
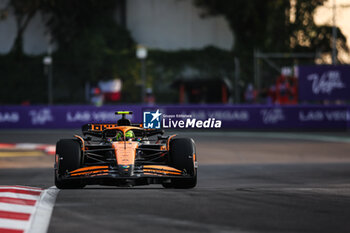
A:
[2, 3, 350, 232]
[1, 0, 350, 130]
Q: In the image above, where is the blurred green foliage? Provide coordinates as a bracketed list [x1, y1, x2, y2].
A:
[0, 53, 45, 104]
[0, 0, 143, 104]
[0, 0, 348, 104]
[148, 46, 235, 103]
[44, 0, 143, 104]
[0, 0, 235, 104]
[194, 0, 348, 86]
[52, 21, 139, 103]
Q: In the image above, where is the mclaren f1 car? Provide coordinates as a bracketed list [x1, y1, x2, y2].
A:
[54, 111, 197, 189]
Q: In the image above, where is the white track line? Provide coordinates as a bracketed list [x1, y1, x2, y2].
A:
[27, 186, 59, 233]
[0, 203, 35, 214]
[0, 218, 29, 230]
[0, 193, 40, 201]
[0, 186, 43, 191]
[0, 143, 55, 155]
[0, 186, 59, 233]
[15, 144, 41, 150]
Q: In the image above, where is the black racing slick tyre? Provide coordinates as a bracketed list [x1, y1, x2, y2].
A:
[164, 137, 197, 189]
[55, 139, 85, 189]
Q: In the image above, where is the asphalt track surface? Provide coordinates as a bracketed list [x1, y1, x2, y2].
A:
[1, 130, 350, 233]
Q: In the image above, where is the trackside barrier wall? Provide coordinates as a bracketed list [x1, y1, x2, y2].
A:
[0, 105, 350, 130]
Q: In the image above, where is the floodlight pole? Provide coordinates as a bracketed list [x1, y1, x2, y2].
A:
[254, 49, 261, 102]
[136, 45, 148, 103]
[141, 59, 146, 103]
[234, 57, 240, 103]
[48, 59, 53, 105]
[332, 0, 337, 65]
[43, 46, 53, 105]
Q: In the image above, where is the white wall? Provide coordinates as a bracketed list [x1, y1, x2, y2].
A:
[126, 0, 234, 51]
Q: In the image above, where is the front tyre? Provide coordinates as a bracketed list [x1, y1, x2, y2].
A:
[167, 137, 197, 189]
[55, 139, 85, 189]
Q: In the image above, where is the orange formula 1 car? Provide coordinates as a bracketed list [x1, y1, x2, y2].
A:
[54, 111, 197, 189]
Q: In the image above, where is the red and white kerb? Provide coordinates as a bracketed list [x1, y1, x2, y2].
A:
[0, 186, 58, 233]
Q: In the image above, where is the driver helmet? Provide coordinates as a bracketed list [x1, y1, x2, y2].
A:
[125, 130, 135, 140]
[115, 130, 135, 141]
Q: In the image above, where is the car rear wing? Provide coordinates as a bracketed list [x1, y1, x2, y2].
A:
[82, 123, 143, 136]
[82, 123, 164, 138]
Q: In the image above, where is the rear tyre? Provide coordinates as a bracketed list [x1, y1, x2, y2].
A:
[55, 139, 85, 189]
[168, 137, 197, 189]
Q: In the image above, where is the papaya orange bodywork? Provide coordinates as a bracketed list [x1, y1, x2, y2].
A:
[167, 134, 177, 149]
[70, 170, 109, 177]
[74, 135, 85, 151]
[143, 165, 182, 176]
[143, 171, 181, 176]
[143, 170, 181, 175]
[70, 166, 109, 176]
[143, 165, 182, 173]
[70, 166, 108, 173]
[112, 141, 138, 166]
[90, 124, 142, 133]
[91, 124, 118, 131]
